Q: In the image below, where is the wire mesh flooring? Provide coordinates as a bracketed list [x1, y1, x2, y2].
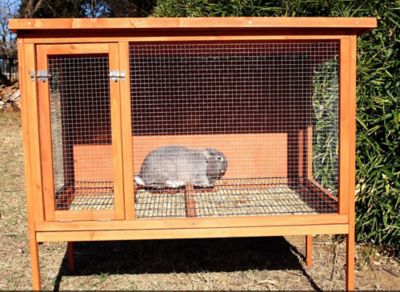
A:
[135, 177, 337, 218]
[55, 177, 338, 217]
[56, 181, 114, 211]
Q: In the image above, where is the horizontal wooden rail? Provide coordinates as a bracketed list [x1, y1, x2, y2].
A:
[35, 214, 347, 231]
[9, 17, 377, 32]
[36, 224, 348, 242]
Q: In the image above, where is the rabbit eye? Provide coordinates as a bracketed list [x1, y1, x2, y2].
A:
[216, 156, 224, 161]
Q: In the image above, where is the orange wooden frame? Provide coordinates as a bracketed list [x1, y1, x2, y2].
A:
[10, 17, 376, 291]
[35, 43, 125, 221]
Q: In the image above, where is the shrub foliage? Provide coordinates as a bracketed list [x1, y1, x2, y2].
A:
[153, 0, 400, 255]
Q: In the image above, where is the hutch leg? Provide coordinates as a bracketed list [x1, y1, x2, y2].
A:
[67, 242, 75, 273]
[29, 234, 41, 291]
[305, 235, 312, 267]
[346, 229, 355, 290]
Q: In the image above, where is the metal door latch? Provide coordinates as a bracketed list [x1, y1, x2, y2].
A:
[109, 70, 125, 81]
[30, 70, 52, 81]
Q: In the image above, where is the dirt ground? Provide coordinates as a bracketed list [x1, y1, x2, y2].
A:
[0, 111, 399, 291]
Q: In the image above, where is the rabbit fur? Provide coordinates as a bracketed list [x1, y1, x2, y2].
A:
[134, 145, 227, 188]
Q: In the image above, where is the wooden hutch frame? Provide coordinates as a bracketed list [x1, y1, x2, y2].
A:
[9, 17, 376, 291]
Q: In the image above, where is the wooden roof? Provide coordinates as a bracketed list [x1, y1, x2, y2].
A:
[9, 17, 377, 33]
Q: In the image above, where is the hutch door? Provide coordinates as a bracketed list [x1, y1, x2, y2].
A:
[36, 43, 125, 221]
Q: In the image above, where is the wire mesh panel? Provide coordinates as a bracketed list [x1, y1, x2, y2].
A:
[48, 54, 114, 211]
[130, 41, 339, 218]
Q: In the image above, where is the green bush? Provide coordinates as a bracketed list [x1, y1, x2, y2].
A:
[312, 58, 339, 196]
[153, 0, 400, 256]
[355, 2, 400, 256]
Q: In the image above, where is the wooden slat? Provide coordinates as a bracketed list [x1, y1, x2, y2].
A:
[118, 41, 135, 219]
[305, 235, 312, 267]
[28, 231, 41, 290]
[298, 129, 304, 177]
[19, 39, 42, 290]
[9, 17, 377, 32]
[108, 43, 125, 220]
[24, 44, 45, 223]
[22, 35, 348, 44]
[35, 214, 348, 231]
[346, 35, 357, 291]
[185, 184, 197, 217]
[36, 224, 349, 242]
[44, 43, 109, 55]
[339, 37, 351, 215]
[18, 39, 32, 222]
[348, 35, 357, 238]
[307, 125, 313, 178]
[36, 45, 56, 221]
[54, 210, 114, 221]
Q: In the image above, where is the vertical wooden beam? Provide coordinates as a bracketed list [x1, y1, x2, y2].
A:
[305, 235, 313, 267]
[287, 129, 298, 185]
[29, 234, 41, 291]
[118, 41, 135, 219]
[19, 40, 42, 291]
[17, 38, 32, 226]
[108, 43, 125, 220]
[24, 44, 44, 223]
[339, 37, 351, 216]
[305, 67, 314, 267]
[346, 35, 357, 292]
[67, 242, 75, 273]
[306, 125, 313, 179]
[297, 129, 304, 178]
[36, 45, 56, 221]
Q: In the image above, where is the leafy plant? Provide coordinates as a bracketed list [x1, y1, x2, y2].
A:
[312, 58, 339, 196]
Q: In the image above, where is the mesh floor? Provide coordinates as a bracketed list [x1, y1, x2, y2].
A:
[55, 178, 337, 217]
[135, 177, 337, 219]
[56, 181, 114, 211]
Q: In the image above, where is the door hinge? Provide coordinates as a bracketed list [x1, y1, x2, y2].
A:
[109, 70, 125, 81]
[30, 70, 52, 81]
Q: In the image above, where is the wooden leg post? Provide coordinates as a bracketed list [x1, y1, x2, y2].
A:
[67, 242, 75, 273]
[305, 235, 312, 267]
[346, 35, 357, 291]
[29, 234, 41, 291]
[346, 229, 355, 290]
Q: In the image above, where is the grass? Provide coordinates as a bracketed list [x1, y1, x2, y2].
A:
[312, 57, 339, 196]
[0, 111, 399, 290]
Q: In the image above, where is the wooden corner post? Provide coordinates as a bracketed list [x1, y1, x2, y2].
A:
[340, 35, 357, 290]
[347, 35, 357, 291]
[19, 40, 42, 290]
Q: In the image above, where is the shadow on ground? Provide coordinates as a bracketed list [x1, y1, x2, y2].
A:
[54, 236, 321, 291]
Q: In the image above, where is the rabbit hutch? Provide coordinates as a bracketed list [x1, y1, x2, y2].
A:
[10, 17, 376, 290]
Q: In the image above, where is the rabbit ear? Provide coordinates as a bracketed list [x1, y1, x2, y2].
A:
[203, 148, 218, 160]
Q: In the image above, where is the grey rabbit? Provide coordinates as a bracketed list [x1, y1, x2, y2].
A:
[134, 145, 228, 188]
